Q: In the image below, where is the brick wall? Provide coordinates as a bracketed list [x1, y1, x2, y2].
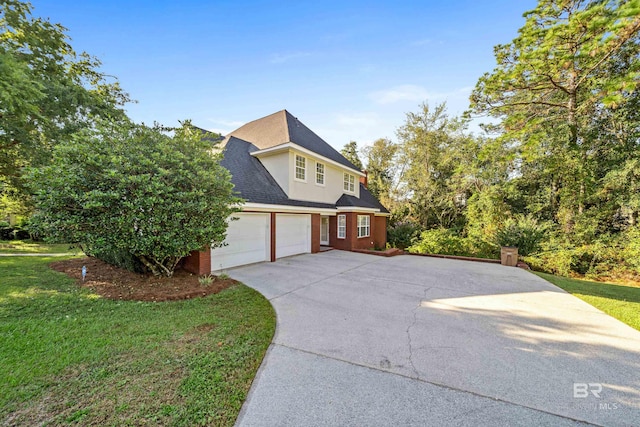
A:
[329, 212, 377, 250]
[374, 216, 387, 249]
[351, 213, 375, 250]
[311, 213, 320, 253]
[329, 214, 349, 250]
[183, 250, 211, 275]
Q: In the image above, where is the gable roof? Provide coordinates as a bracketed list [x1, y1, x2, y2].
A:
[225, 110, 361, 172]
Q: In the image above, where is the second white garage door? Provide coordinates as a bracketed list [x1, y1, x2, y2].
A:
[276, 214, 311, 259]
[210, 213, 270, 271]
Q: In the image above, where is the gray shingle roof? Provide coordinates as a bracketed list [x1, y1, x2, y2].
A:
[221, 137, 335, 209]
[224, 110, 361, 172]
[336, 183, 390, 213]
[215, 110, 388, 213]
[193, 126, 224, 144]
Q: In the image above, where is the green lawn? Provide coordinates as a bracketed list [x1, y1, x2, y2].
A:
[0, 239, 81, 254]
[0, 256, 275, 426]
[534, 271, 640, 331]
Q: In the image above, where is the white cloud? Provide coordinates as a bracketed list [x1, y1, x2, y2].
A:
[204, 118, 245, 135]
[313, 111, 395, 149]
[269, 52, 312, 64]
[369, 85, 430, 104]
[369, 85, 474, 105]
[335, 112, 379, 128]
[208, 119, 244, 128]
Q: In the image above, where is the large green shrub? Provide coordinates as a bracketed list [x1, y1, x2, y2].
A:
[524, 226, 640, 279]
[408, 228, 470, 256]
[622, 226, 640, 273]
[493, 215, 548, 256]
[465, 187, 511, 251]
[28, 122, 242, 276]
[387, 221, 421, 250]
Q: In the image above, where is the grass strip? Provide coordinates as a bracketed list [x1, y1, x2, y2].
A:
[0, 256, 275, 426]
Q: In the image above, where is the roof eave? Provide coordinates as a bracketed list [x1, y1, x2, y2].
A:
[336, 206, 380, 213]
[242, 202, 338, 215]
[250, 142, 365, 176]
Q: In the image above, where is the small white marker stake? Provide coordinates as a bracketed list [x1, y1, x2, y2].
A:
[82, 265, 87, 282]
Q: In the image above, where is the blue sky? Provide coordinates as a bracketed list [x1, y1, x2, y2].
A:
[31, 0, 536, 151]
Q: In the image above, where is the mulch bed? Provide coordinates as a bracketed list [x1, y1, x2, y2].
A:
[50, 257, 236, 302]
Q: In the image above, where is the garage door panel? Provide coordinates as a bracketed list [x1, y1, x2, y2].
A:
[276, 214, 310, 259]
[211, 213, 269, 270]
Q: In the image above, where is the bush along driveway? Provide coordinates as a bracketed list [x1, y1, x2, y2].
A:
[231, 251, 640, 427]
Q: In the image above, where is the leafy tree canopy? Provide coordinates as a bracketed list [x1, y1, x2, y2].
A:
[470, 0, 640, 228]
[362, 138, 398, 208]
[0, 0, 130, 192]
[471, 0, 639, 143]
[340, 140, 363, 170]
[396, 102, 477, 229]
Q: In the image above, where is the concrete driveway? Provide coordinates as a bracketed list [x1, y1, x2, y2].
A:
[231, 251, 640, 426]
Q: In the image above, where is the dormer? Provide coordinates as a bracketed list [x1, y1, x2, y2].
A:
[223, 110, 364, 204]
[251, 143, 363, 204]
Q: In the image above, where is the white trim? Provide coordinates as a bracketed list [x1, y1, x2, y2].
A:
[294, 154, 307, 182]
[241, 202, 390, 216]
[320, 216, 329, 245]
[242, 202, 337, 215]
[336, 206, 379, 213]
[357, 214, 370, 238]
[337, 214, 346, 239]
[251, 142, 365, 176]
[343, 172, 356, 193]
[315, 161, 325, 186]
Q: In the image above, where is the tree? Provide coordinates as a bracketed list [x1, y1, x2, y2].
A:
[1, 0, 129, 193]
[470, 0, 640, 220]
[396, 102, 473, 229]
[362, 138, 398, 208]
[28, 122, 241, 277]
[340, 140, 363, 170]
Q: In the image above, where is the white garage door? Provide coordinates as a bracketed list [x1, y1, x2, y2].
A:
[276, 214, 311, 259]
[210, 213, 270, 271]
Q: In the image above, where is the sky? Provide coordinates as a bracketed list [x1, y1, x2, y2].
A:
[30, 0, 537, 152]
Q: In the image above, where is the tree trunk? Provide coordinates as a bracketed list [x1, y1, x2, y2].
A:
[578, 181, 585, 215]
[567, 84, 578, 149]
[138, 255, 174, 277]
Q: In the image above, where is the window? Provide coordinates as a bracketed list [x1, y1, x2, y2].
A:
[295, 155, 306, 181]
[343, 173, 355, 192]
[357, 215, 370, 238]
[316, 162, 325, 185]
[337, 214, 346, 239]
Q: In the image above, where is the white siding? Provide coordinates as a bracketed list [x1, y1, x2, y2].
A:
[259, 152, 290, 194]
[258, 148, 361, 204]
[287, 153, 360, 203]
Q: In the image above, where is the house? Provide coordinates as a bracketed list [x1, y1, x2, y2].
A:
[184, 110, 389, 274]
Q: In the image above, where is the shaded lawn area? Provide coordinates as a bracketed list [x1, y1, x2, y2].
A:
[0, 256, 275, 426]
[534, 272, 640, 332]
[0, 240, 81, 254]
